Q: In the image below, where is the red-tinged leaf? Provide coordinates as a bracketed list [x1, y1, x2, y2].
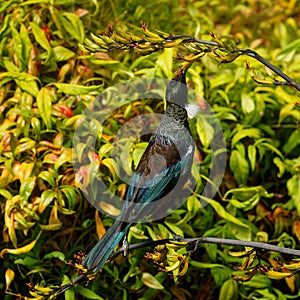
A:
[14, 140, 36, 154]
[52, 103, 73, 117]
[43, 153, 59, 164]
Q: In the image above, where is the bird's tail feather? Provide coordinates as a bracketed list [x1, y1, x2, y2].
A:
[82, 220, 129, 273]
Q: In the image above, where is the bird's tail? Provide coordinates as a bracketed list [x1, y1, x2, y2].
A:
[82, 220, 129, 273]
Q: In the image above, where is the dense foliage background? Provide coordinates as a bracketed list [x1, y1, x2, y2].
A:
[0, 0, 300, 299]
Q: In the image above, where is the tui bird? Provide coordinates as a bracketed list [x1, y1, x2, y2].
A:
[81, 68, 195, 274]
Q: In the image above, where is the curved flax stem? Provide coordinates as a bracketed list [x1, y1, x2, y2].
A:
[146, 35, 300, 91]
[235, 48, 300, 91]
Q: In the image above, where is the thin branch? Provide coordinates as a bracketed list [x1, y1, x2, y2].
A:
[111, 236, 300, 258]
[51, 236, 300, 298]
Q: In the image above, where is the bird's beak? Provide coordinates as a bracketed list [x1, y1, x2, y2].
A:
[173, 68, 187, 84]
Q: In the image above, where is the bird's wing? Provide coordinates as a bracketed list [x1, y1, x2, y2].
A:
[119, 137, 194, 223]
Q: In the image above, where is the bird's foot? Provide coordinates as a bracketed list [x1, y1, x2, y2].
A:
[123, 237, 130, 257]
[171, 233, 184, 242]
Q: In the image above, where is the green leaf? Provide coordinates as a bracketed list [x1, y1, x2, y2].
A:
[241, 93, 255, 114]
[0, 0, 17, 15]
[14, 257, 41, 266]
[61, 186, 77, 210]
[219, 279, 238, 300]
[61, 12, 85, 43]
[44, 251, 65, 261]
[53, 83, 103, 95]
[30, 22, 53, 63]
[37, 87, 54, 129]
[38, 170, 56, 188]
[18, 79, 40, 97]
[224, 186, 271, 200]
[259, 142, 284, 160]
[53, 46, 75, 61]
[211, 267, 231, 286]
[156, 48, 173, 79]
[196, 114, 214, 148]
[54, 148, 73, 171]
[287, 175, 300, 216]
[20, 0, 49, 5]
[248, 144, 256, 172]
[278, 38, 300, 55]
[141, 272, 164, 290]
[11, 26, 25, 71]
[231, 127, 261, 149]
[76, 285, 104, 299]
[242, 273, 272, 289]
[282, 129, 300, 154]
[0, 188, 12, 199]
[279, 103, 295, 124]
[230, 148, 249, 185]
[39, 190, 56, 213]
[20, 176, 36, 207]
[20, 23, 32, 67]
[190, 260, 228, 269]
[208, 199, 250, 240]
[273, 157, 285, 178]
[0, 72, 40, 96]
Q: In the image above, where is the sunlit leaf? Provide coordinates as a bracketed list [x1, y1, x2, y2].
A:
[20, 176, 36, 207]
[5, 268, 15, 291]
[53, 83, 103, 95]
[61, 12, 85, 43]
[142, 272, 164, 290]
[53, 46, 76, 61]
[44, 251, 65, 261]
[30, 22, 53, 63]
[230, 148, 249, 185]
[0, 231, 42, 257]
[37, 87, 54, 129]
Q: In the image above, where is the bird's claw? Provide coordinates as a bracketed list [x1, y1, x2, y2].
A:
[123, 237, 129, 256]
[172, 233, 184, 241]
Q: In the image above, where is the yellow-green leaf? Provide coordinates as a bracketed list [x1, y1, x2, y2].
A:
[0, 231, 42, 257]
[37, 87, 54, 129]
[5, 268, 15, 291]
[141, 272, 164, 290]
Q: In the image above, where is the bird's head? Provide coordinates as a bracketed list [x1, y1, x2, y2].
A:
[166, 69, 188, 108]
